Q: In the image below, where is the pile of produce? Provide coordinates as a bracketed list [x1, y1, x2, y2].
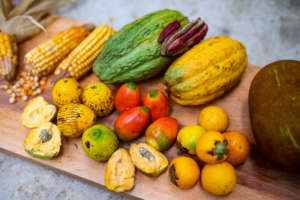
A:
[16, 7, 299, 198]
[0, 0, 115, 103]
[106, 81, 250, 194]
[0, 0, 72, 82]
[21, 78, 250, 196]
[93, 9, 209, 84]
[0, 0, 85, 103]
[22, 78, 115, 157]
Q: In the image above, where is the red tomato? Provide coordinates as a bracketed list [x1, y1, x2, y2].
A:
[143, 90, 170, 120]
[114, 106, 150, 141]
[115, 82, 141, 113]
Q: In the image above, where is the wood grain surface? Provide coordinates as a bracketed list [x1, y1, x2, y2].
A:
[0, 17, 299, 200]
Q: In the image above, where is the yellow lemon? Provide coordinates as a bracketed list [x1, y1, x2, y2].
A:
[201, 161, 236, 196]
[198, 105, 229, 132]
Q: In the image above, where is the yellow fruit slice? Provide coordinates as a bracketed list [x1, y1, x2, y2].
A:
[105, 148, 135, 192]
[24, 122, 61, 159]
[21, 96, 56, 128]
[129, 143, 168, 177]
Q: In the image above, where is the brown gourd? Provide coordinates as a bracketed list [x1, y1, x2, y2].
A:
[249, 60, 300, 171]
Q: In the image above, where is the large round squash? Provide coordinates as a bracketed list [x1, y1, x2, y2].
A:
[249, 60, 300, 171]
[164, 36, 247, 106]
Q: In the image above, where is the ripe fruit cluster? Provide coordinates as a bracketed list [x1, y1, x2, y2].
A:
[170, 105, 250, 196]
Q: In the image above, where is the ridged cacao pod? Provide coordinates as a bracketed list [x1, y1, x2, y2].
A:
[159, 18, 208, 56]
[164, 36, 247, 106]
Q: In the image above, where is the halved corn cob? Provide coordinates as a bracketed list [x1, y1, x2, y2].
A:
[52, 24, 115, 81]
[25, 24, 95, 77]
[0, 33, 18, 81]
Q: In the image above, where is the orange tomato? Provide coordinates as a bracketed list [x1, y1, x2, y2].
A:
[224, 131, 250, 165]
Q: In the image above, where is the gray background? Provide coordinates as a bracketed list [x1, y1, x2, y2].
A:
[1, 0, 299, 199]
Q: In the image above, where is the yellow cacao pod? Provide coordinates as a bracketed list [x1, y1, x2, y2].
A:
[164, 36, 247, 106]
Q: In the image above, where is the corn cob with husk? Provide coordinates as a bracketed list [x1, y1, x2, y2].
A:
[0, 33, 18, 81]
[25, 24, 95, 77]
[0, 0, 75, 82]
[52, 24, 115, 82]
[1, 24, 95, 104]
[0, 0, 78, 103]
[0, 0, 17, 81]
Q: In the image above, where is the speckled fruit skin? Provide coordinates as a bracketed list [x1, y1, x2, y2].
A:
[115, 82, 141, 113]
[57, 103, 96, 138]
[82, 124, 119, 162]
[145, 117, 178, 151]
[82, 82, 114, 117]
[114, 106, 150, 141]
[52, 78, 82, 107]
[164, 36, 247, 106]
[143, 89, 170, 121]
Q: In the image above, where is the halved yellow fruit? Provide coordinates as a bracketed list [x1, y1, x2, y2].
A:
[22, 96, 56, 128]
[129, 143, 168, 177]
[24, 122, 61, 159]
[105, 148, 135, 192]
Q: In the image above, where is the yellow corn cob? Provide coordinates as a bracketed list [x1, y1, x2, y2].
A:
[25, 24, 95, 77]
[0, 33, 18, 81]
[53, 24, 115, 81]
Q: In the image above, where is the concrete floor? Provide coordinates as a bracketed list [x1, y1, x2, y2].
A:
[1, 0, 299, 199]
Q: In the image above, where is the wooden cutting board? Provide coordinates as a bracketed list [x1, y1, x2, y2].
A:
[0, 17, 299, 200]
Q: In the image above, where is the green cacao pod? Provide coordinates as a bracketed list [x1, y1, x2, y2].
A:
[93, 9, 188, 84]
